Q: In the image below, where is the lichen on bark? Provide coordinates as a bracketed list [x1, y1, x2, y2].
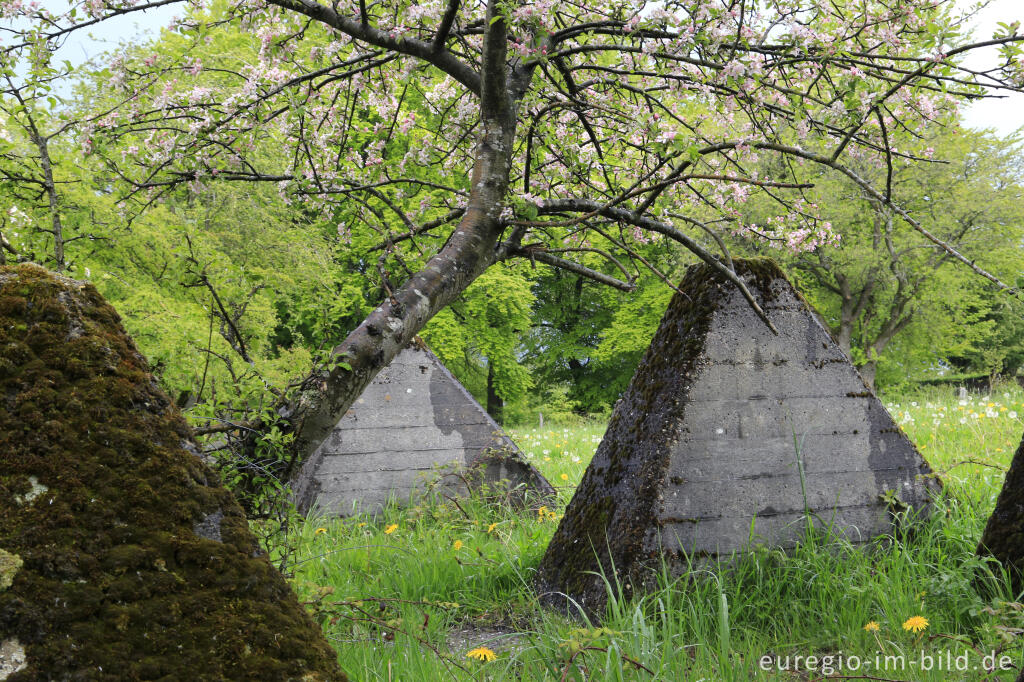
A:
[0, 264, 345, 681]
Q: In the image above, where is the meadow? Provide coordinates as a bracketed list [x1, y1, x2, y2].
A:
[279, 385, 1024, 680]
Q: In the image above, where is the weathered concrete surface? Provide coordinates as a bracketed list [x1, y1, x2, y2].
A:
[291, 344, 553, 516]
[0, 264, 345, 681]
[535, 259, 938, 615]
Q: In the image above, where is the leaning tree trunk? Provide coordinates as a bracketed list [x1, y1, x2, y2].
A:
[0, 264, 345, 680]
[281, 7, 520, 470]
[978, 431, 1024, 595]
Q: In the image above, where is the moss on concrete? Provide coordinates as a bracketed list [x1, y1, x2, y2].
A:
[978, 432, 1024, 594]
[0, 264, 345, 681]
[0, 551, 21, 593]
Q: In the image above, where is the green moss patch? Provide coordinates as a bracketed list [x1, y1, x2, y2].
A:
[0, 551, 22, 593]
[0, 265, 345, 681]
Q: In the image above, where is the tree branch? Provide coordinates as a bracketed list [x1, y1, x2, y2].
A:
[432, 0, 461, 52]
[538, 198, 778, 333]
[265, 0, 481, 94]
[367, 208, 466, 252]
[504, 243, 635, 291]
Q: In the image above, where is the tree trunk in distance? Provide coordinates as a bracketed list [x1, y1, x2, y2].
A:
[859, 361, 877, 389]
[486, 361, 503, 424]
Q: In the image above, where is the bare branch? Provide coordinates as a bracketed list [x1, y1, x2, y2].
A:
[367, 208, 466, 252]
[504, 243, 636, 291]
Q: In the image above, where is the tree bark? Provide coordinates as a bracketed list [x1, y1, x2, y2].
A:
[0, 231, 10, 265]
[978, 432, 1024, 595]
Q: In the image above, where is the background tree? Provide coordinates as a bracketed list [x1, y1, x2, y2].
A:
[3, 0, 1022, 466]
[739, 126, 1024, 387]
[0, 76, 71, 270]
[522, 247, 681, 415]
[422, 265, 535, 423]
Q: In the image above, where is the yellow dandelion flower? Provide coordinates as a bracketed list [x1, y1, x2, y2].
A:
[453, 539, 463, 551]
[466, 647, 497, 662]
[315, 527, 328, 535]
[487, 522, 498, 533]
[560, 473, 569, 481]
[358, 522, 366, 527]
[384, 523, 398, 535]
[902, 616, 928, 633]
[863, 621, 880, 632]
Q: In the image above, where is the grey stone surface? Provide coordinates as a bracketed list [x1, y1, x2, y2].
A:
[0, 638, 27, 680]
[192, 509, 224, 543]
[291, 344, 553, 516]
[536, 259, 938, 615]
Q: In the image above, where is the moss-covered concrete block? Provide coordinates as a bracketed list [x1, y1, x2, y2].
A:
[535, 259, 937, 616]
[978, 432, 1024, 593]
[0, 264, 345, 681]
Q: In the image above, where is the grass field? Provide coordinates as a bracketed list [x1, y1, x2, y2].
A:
[277, 385, 1024, 680]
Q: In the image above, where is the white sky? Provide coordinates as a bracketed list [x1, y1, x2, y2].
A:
[38, 1, 178, 66]
[957, 0, 1024, 136]
[36, 0, 1024, 135]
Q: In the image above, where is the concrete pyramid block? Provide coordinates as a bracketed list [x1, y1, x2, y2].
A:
[291, 343, 553, 515]
[536, 259, 937, 613]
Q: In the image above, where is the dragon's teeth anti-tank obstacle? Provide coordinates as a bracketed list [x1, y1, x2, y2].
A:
[290, 343, 553, 516]
[0, 265, 345, 680]
[535, 259, 938, 615]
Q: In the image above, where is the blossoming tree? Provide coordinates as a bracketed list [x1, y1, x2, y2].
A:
[3, 0, 1022, 463]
